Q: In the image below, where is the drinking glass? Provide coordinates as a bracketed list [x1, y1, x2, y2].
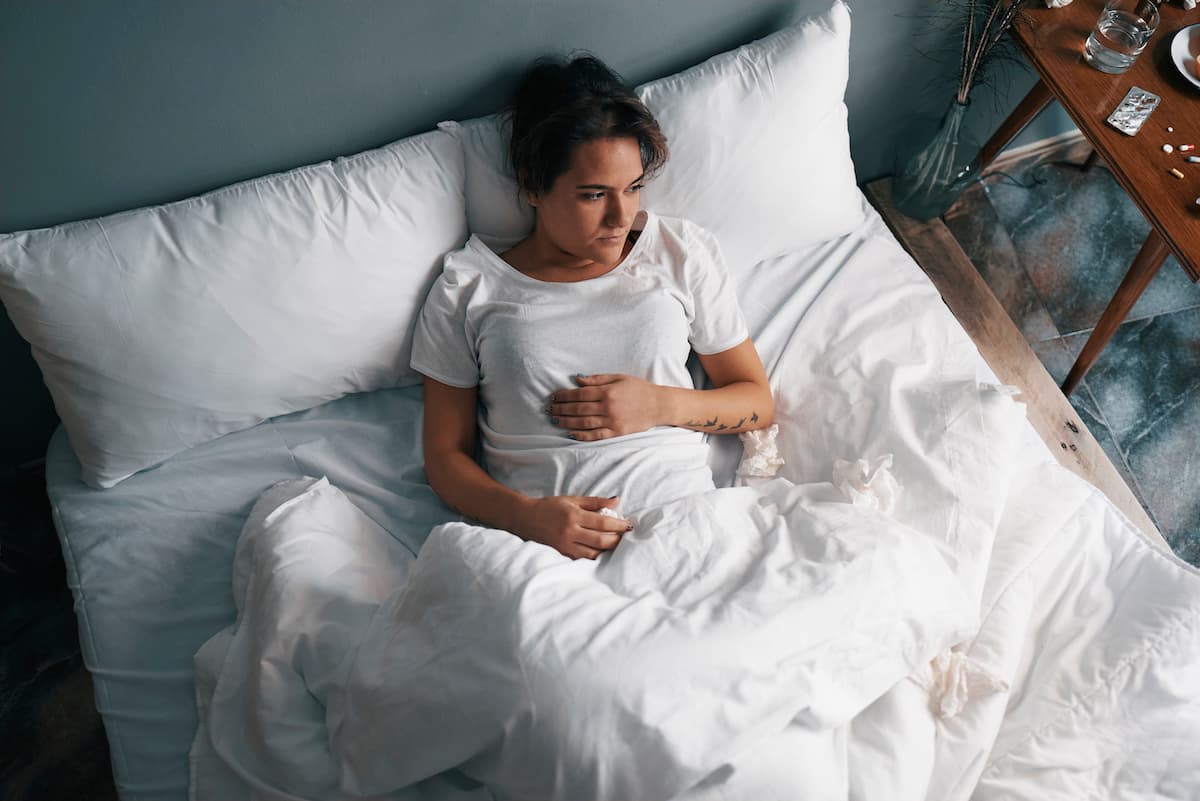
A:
[1084, 0, 1160, 74]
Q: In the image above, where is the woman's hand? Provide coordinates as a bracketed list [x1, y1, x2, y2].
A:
[547, 374, 665, 441]
[513, 495, 632, 560]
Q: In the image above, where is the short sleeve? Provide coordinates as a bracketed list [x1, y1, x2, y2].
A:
[683, 223, 749, 355]
[409, 266, 480, 388]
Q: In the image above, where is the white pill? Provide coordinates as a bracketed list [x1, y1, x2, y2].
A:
[1168, 126, 1175, 132]
[1163, 144, 1175, 153]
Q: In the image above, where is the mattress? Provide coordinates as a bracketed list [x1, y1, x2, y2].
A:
[48, 194, 1052, 801]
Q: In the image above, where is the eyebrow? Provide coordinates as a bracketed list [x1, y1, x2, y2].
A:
[575, 174, 646, 190]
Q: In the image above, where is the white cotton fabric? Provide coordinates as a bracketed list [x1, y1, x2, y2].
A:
[410, 210, 749, 512]
[215, 470, 979, 801]
[0, 129, 468, 489]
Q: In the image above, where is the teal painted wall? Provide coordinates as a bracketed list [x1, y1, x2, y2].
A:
[0, 0, 1074, 470]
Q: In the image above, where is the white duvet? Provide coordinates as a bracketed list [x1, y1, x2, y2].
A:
[190, 206, 1200, 800]
[190, 384, 1200, 801]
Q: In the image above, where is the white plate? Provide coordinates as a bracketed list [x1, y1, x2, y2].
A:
[1170, 23, 1200, 90]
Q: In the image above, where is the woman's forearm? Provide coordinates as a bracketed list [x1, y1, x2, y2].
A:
[426, 449, 533, 532]
[658, 379, 773, 434]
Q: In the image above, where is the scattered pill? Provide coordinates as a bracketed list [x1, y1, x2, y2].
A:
[1168, 126, 1175, 132]
[1170, 167, 1185, 179]
[1163, 144, 1175, 152]
[1181, 144, 1196, 152]
[1189, 156, 1200, 163]
[1195, 197, 1200, 206]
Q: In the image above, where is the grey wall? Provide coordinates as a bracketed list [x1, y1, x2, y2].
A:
[0, 0, 1074, 470]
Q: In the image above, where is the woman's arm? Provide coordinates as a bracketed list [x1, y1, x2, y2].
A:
[423, 377, 630, 559]
[546, 337, 773, 441]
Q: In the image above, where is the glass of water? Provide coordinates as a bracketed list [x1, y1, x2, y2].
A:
[1084, 0, 1160, 74]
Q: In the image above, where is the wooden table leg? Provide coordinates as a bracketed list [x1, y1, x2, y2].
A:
[977, 79, 1056, 171]
[1061, 229, 1170, 396]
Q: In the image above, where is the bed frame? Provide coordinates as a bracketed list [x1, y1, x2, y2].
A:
[863, 177, 1166, 549]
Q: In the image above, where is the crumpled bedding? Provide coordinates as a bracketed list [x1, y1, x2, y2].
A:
[187, 199, 1200, 800]
[191, 381, 1200, 801]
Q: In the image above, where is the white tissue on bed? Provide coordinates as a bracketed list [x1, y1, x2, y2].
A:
[832, 454, 901, 514]
[736, 423, 785, 477]
[1044, 0, 1072, 8]
[911, 650, 1009, 718]
[599, 506, 638, 529]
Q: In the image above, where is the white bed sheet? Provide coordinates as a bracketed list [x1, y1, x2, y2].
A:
[46, 387, 451, 801]
[47, 193, 1188, 801]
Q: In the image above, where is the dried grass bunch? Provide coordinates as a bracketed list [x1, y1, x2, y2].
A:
[917, 0, 1034, 104]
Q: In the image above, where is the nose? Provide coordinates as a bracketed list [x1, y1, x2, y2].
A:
[605, 192, 637, 229]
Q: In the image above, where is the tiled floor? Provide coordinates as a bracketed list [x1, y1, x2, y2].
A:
[945, 137, 1200, 565]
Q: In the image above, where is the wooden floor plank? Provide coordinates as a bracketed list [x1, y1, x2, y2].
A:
[863, 178, 1167, 549]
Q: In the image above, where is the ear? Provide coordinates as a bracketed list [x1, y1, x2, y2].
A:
[526, 191, 540, 208]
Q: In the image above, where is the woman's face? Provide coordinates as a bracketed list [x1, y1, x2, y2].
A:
[528, 136, 645, 269]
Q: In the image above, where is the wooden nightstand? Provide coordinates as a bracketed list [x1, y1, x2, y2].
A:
[976, 0, 1200, 395]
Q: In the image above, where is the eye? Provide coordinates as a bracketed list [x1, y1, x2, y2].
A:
[581, 191, 604, 201]
[627, 183, 645, 193]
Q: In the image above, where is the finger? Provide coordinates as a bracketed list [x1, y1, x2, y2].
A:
[576, 529, 624, 551]
[546, 401, 604, 417]
[569, 544, 604, 560]
[573, 373, 621, 385]
[559, 415, 608, 431]
[575, 495, 621, 511]
[550, 387, 604, 404]
[582, 512, 632, 534]
[567, 428, 616, 442]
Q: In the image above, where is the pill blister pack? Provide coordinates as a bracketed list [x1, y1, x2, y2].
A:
[1105, 86, 1160, 135]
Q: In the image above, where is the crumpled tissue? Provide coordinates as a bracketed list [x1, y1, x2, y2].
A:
[736, 423, 785, 478]
[831, 453, 901, 514]
[599, 506, 636, 529]
[911, 650, 1009, 718]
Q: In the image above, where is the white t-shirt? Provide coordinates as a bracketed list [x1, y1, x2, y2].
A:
[410, 210, 748, 513]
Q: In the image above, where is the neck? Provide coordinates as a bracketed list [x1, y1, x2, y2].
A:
[503, 225, 633, 283]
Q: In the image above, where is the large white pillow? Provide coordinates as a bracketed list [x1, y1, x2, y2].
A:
[0, 130, 467, 488]
[443, 0, 862, 267]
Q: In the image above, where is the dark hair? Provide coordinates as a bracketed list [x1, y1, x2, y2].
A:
[506, 54, 668, 196]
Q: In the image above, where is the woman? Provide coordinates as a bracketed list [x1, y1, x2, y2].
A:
[411, 55, 773, 559]
[210, 56, 986, 801]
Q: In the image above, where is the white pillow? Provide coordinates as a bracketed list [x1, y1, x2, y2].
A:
[439, 116, 535, 253]
[443, 0, 861, 269]
[0, 130, 467, 488]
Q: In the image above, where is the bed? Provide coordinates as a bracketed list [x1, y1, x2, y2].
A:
[4, 2, 1200, 799]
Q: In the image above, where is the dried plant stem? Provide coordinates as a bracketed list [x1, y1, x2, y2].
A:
[958, 0, 1024, 103]
[959, 0, 977, 99]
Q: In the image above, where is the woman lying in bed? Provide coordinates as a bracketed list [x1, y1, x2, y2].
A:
[412, 55, 774, 560]
[324, 54, 973, 801]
